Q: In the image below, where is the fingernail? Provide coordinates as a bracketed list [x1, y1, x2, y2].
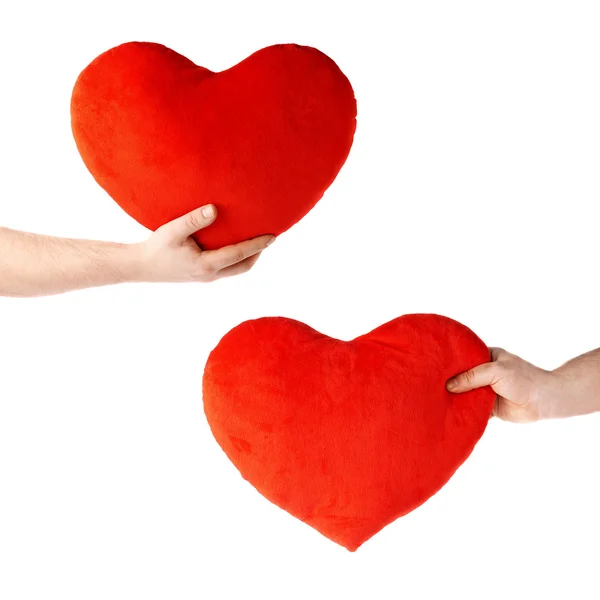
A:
[266, 236, 276, 246]
[446, 378, 457, 391]
[202, 205, 215, 219]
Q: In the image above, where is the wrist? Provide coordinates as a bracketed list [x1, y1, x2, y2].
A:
[110, 242, 148, 284]
[535, 369, 570, 420]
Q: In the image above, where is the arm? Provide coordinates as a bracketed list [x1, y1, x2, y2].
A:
[0, 226, 138, 297]
[546, 348, 600, 418]
[0, 204, 274, 298]
[446, 347, 600, 422]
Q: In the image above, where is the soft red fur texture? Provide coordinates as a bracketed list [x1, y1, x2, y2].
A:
[203, 314, 495, 551]
[70, 42, 357, 250]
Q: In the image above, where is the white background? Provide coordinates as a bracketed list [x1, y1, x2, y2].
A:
[1, 1, 599, 598]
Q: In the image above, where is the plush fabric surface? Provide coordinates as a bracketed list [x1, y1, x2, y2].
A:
[203, 314, 495, 551]
[70, 42, 357, 250]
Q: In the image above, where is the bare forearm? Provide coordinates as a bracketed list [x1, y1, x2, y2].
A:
[546, 348, 600, 419]
[0, 226, 143, 297]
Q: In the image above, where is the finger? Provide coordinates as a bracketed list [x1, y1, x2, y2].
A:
[164, 205, 218, 242]
[217, 252, 262, 279]
[446, 362, 499, 393]
[202, 235, 275, 271]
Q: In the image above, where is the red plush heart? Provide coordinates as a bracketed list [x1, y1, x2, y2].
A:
[203, 314, 495, 551]
[70, 42, 356, 250]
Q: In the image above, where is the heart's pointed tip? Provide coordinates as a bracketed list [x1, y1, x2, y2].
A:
[339, 539, 363, 553]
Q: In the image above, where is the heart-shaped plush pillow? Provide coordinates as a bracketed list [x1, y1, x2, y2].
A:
[203, 314, 495, 551]
[70, 42, 357, 250]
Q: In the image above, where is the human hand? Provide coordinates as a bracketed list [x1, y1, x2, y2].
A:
[446, 348, 558, 423]
[132, 204, 275, 283]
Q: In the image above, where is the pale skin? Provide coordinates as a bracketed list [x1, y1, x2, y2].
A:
[0, 204, 274, 298]
[3, 205, 599, 423]
[446, 347, 600, 423]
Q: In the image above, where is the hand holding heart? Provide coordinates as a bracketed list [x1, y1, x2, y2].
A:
[447, 348, 560, 423]
[133, 203, 275, 283]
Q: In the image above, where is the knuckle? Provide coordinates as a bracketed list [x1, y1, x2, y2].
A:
[489, 347, 504, 362]
[185, 212, 203, 230]
[230, 249, 247, 264]
[198, 257, 216, 275]
[463, 369, 476, 384]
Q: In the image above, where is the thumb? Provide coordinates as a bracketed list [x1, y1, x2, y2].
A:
[162, 204, 217, 242]
[446, 362, 498, 393]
